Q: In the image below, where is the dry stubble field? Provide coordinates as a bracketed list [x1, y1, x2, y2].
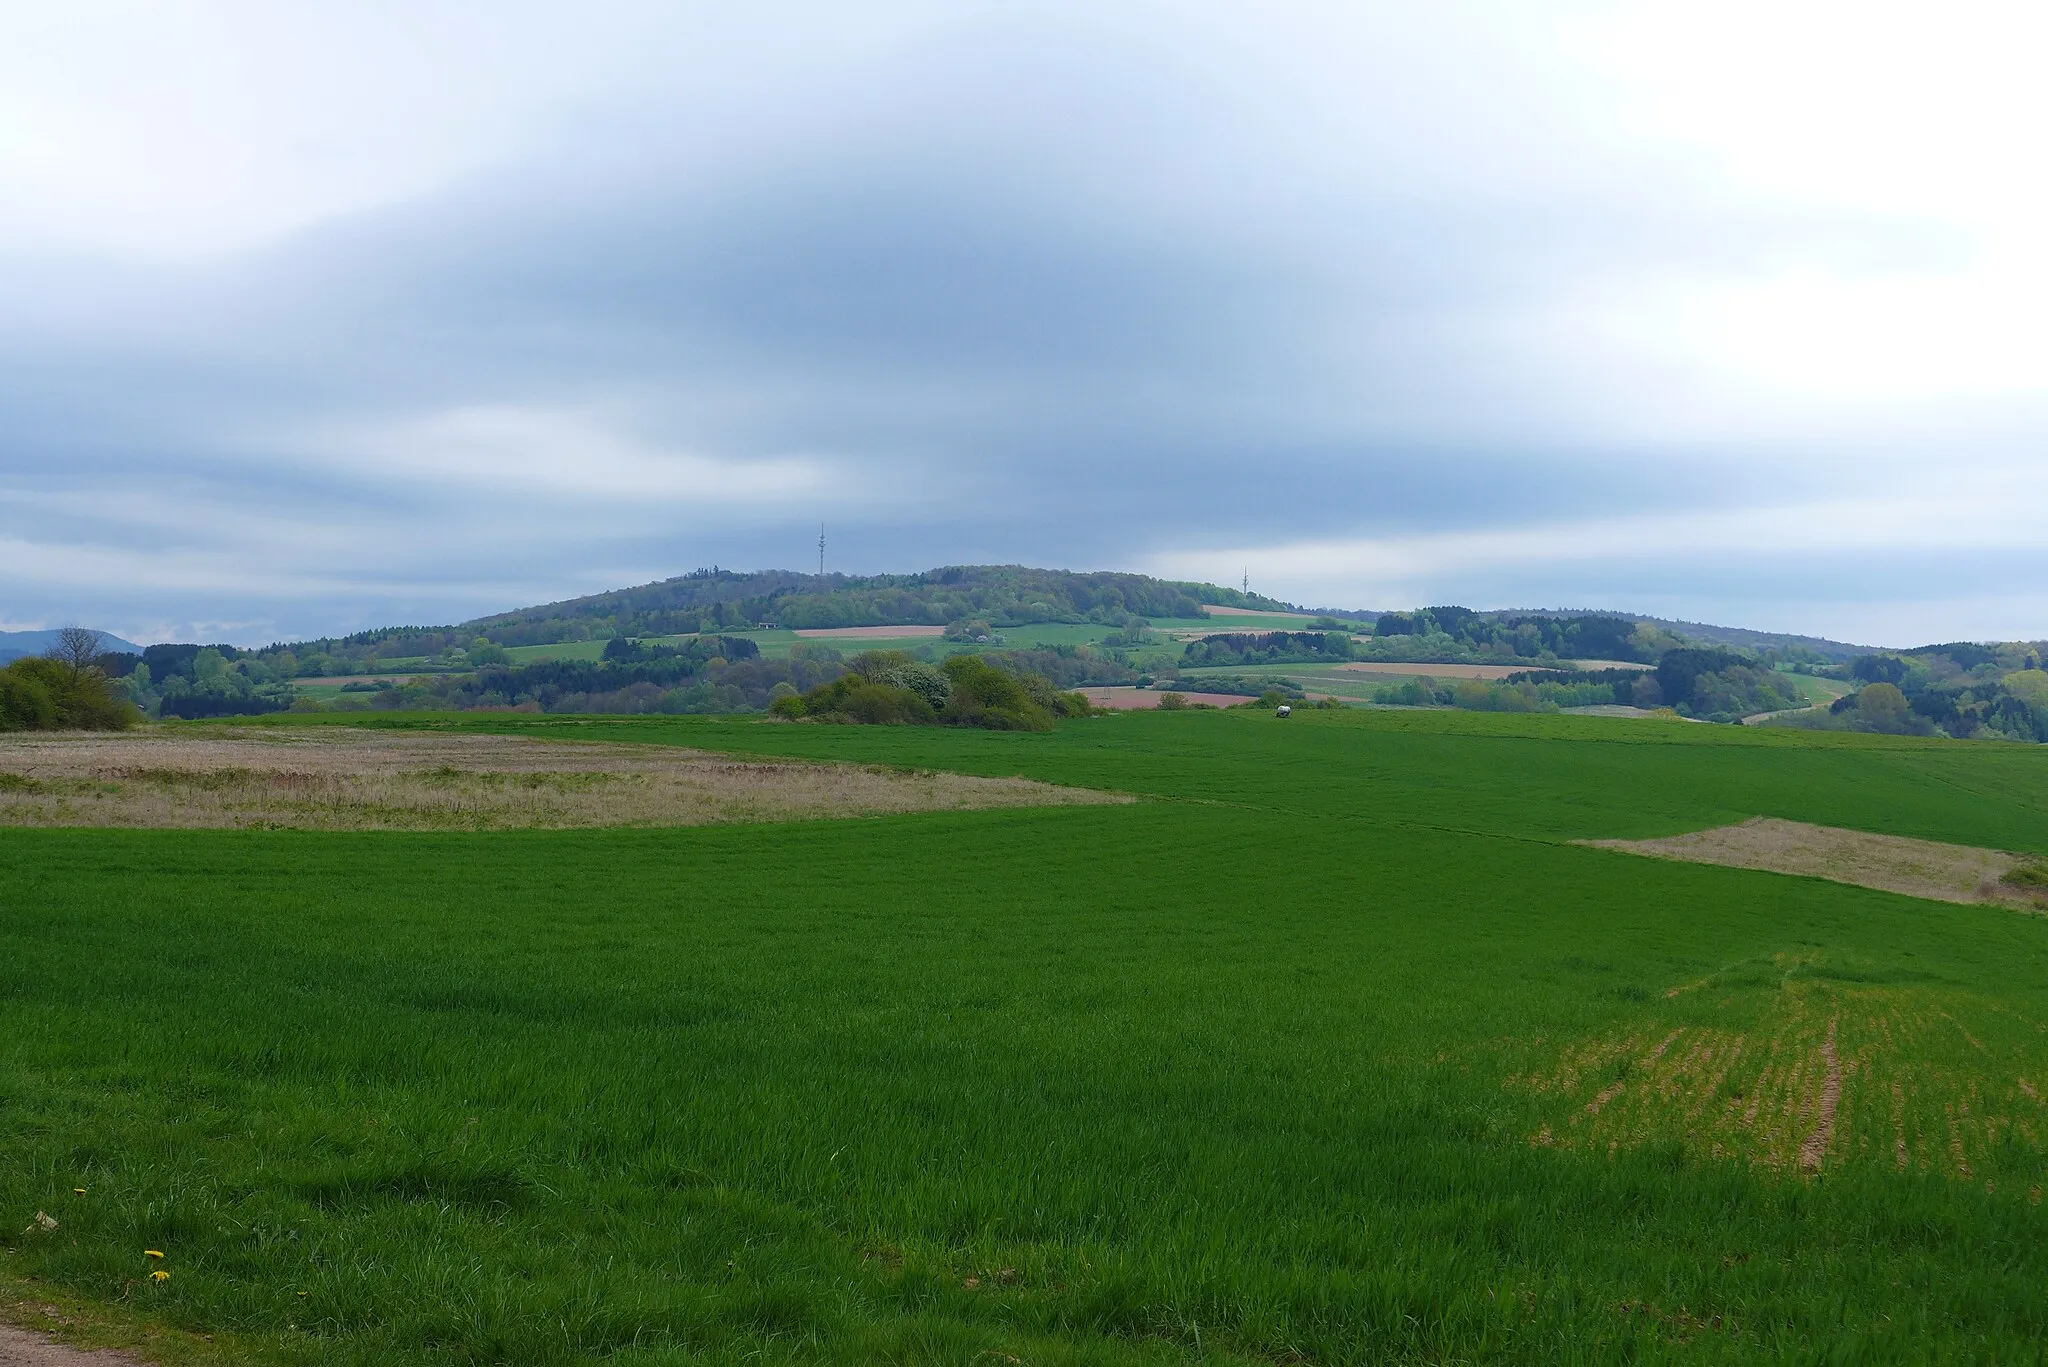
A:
[0, 728, 1125, 831]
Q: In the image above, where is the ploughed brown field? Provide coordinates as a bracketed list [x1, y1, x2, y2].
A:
[0, 729, 1125, 831]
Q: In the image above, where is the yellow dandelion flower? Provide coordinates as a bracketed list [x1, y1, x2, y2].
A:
[150, 1269, 170, 1282]
[144, 1249, 164, 1259]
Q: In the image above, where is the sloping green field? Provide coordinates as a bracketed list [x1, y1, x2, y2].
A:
[4, 710, 2047, 1363]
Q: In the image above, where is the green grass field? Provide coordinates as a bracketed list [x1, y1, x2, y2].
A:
[5, 710, 2048, 1363]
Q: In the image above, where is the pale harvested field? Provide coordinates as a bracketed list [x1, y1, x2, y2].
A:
[1585, 818, 2048, 910]
[1200, 606, 1313, 619]
[0, 729, 1126, 831]
[791, 625, 947, 638]
[1081, 687, 1256, 711]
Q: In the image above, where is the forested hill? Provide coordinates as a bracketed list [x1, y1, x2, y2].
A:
[464, 565, 1293, 645]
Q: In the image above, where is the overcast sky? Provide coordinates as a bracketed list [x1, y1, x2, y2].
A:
[4, 1, 2045, 647]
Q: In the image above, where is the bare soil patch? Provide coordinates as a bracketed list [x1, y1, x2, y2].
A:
[790, 625, 947, 638]
[0, 1323, 139, 1367]
[0, 729, 1126, 831]
[1200, 606, 1312, 619]
[1799, 1017, 1842, 1170]
[1584, 817, 2048, 910]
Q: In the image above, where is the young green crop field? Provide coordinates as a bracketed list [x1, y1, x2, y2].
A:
[4, 710, 2048, 1363]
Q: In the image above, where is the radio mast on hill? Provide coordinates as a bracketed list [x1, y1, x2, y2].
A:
[1242, 567, 1249, 595]
[818, 525, 826, 577]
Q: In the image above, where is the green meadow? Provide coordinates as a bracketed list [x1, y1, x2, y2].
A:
[4, 710, 2048, 1363]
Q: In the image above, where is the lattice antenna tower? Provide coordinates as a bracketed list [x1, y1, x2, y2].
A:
[818, 524, 826, 577]
[1242, 567, 1249, 595]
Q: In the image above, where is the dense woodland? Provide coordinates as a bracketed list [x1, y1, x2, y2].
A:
[1180, 631, 1358, 668]
[1490, 648, 1805, 721]
[98, 643, 299, 719]
[1366, 608, 1673, 664]
[468, 565, 1287, 644]
[1779, 642, 2048, 741]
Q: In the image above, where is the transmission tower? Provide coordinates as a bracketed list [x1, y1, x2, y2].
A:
[818, 525, 826, 577]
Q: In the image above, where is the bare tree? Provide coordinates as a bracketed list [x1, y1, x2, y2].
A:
[47, 625, 107, 680]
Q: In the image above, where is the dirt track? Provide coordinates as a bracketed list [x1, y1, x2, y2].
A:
[0, 1323, 140, 1366]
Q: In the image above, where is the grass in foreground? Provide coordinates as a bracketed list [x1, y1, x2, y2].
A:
[2, 708, 2046, 1363]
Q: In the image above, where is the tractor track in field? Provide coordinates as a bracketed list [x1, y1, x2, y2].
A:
[1800, 1018, 1842, 1171]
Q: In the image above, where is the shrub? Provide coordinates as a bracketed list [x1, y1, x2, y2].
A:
[0, 668, 57, 730]
[795, 675, 934, 725]
[1013, 670, 1091, 718]
[881, 661, 951, 709]
[1156, 692, 1188, 711]
[940, 655, 1054, 731]
[0, 657, 138, 730]
[839, 683, 936, 726]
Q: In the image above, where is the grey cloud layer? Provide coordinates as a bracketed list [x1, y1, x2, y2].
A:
[1, 4, 2040, 644]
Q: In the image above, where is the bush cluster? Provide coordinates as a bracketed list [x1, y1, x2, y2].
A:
[771, 652, 1091, 731]
[0, 657, 138, 731]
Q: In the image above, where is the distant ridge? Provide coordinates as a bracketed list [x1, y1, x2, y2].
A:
[1624, 616, 1876, 662]
[232, 566, 1918, 662]
[0, 628, 145, 664]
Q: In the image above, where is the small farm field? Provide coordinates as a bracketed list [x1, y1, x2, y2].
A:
[3, 709, 2047, 1363]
